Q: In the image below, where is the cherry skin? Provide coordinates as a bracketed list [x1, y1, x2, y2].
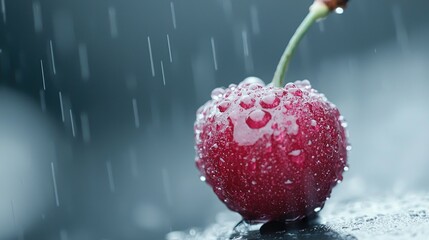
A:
[194, 77, 348, 221]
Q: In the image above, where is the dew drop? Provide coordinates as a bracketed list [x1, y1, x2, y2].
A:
[239, 95, 255, 109]
[288, 150, 301, 156]
[314, 207, 322, 213]
[246, 109, 271, 129]
[251, 181, 257, 185]
[335, 7, 344, 14]
[200, 176, 206, 182]
[217, 100, 231, 112]
[344, 166, 349, 172]
[240, 76, 265, 86]
[346, 145, 352, 151]
[290, 88, 303, 97]
[260, 94, 280, 109]
[341, 122, 348, 128]
[211, 88, 225, 100]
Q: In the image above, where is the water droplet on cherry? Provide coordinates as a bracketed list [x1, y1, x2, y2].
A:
[260, 94, 280, 109]
[211, 88, 225, 100]
[217, 100, 231, 112]
[246, 109, 272, 129]
[239, 95, 255, 109]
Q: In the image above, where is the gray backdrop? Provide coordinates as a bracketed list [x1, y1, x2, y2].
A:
[1, 0, 429, 239]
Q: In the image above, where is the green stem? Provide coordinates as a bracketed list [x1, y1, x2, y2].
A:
[271, 2, 330, 87]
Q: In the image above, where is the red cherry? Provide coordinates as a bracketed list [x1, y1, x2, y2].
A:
[195, 78, 348, 221]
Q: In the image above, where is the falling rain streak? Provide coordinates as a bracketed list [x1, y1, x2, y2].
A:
[108, 6, 118, 38]
[69, 109, 76, 137]
[49, 40, 57, 74]
[170, 2, 177, 29]
[129, 149, 139, 178]
[242, 30, 254, 73]
[211, 37, 218, 70]
[40, 60, 46, 90]
[250, 5, 260, 35]
[242, 30, 249, 57]
[51, 162, 60, 207]
[10, 200, 16, 225]
[32, 1, 42, 32]
[80, 112, 91, 143]
[132, 98, 140, 128]
[1, 0, 5, 24]
[39, 89, 46, 112]
[162, 168, 173, 206]
[167, 34, 173, 62]
[78, 43, 90, 81]
[161, 61, 166, 85]
[106, 161, 115, 193]
[59, 91, 65, 122]
[392, 5, 409, 53]
[147, 36, 155, 76]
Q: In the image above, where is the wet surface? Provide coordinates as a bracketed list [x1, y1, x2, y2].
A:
[166, 192, 429, 240]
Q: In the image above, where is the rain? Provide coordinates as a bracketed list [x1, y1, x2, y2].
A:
[0, 0, 429, 239]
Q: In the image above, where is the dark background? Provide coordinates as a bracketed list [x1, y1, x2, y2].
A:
[1, 0, 429, 239]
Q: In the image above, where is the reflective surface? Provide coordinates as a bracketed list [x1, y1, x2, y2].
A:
[168, 193, 429, 239]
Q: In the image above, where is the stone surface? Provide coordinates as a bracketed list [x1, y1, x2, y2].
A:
[166, 192, 429, 240]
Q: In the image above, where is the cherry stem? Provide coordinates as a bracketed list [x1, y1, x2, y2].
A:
[271, 1, 330, 88]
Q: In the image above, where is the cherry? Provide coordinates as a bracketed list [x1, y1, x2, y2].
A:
[195, 0, 349, 222]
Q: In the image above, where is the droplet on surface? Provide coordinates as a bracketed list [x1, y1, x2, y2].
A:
[314, 207, 322, 212]
[200, 176, 206, 182]
[239, 95, 255, 109]
[335, 7, 344, 14]
[260, 94, 280, 109]
[211, 88, 225, 100]
[217, 100, 230, 112]
[240, 76, 265, 86]
[288, 150, 301, 156]
[245, 109, 271, 129]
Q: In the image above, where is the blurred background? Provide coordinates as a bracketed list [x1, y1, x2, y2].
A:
[1, 0, 429, 239]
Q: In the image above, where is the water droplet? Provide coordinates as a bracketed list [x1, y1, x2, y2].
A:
[341, 122, 348, 128]
[239, 95, 255, 109]
[290, 88, 303, 97]
[200, 176, 206, 182]
[251, 180, 257, 185]
[335, 7, 344, 14]
[344, 166, 349, 172]
[260, 94, 280, 109]
[240, 76, 265, 86]
[217, 100, 231, 112]
[346, 145, 352, 151]
[288, 150, 301, 156]
[314, 207, 322, 212]
[246, 109, 271, 129]
[284, 83, 296, 89]
[211, 88, 225, 100]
